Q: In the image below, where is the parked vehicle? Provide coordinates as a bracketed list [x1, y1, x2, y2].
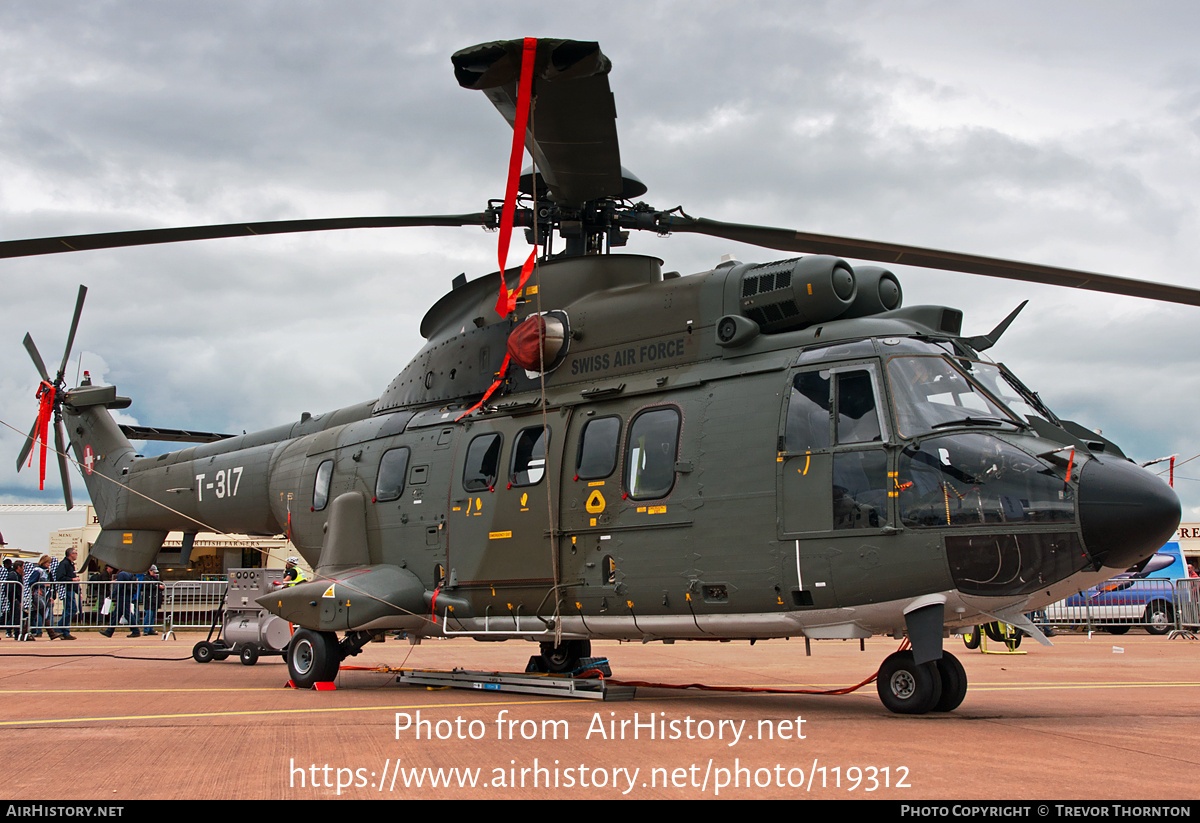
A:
[1043, 544, 1185, 634]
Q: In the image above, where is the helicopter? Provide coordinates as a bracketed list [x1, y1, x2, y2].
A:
[9, 38, 1190, 714]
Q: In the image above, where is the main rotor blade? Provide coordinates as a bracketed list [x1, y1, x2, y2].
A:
[23, 333, 51, 383]
[57, 284, 87, 381]
[15, 417, 37, 473]
[0, 214, 489, 260]
[454, 39, 624, 206]
[54, 420, 73, 511]
[665, 216, 1200, 307]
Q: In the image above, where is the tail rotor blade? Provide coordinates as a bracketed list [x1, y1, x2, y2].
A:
[54, 420, 74, 511]
[57, 285, 88, 381]
[23, 333, 51, 383]
[15, 417, 38, 473]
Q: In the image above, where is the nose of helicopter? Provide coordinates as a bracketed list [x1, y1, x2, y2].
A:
[1078, 457, 1181, 570]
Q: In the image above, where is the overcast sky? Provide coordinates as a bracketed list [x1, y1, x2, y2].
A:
[2, 1, 1199, 521]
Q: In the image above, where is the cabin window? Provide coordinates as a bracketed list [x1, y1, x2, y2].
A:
[625, 407, 680, 500]
[463, 433, 502, 492]
[576, 416, 621, 480]
[375, 447, 410, 502]
[510, 426, 549, 487]
[313, 459, 333, 511]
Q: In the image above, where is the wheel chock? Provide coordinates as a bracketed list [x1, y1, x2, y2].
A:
[285, 679, 338, 690]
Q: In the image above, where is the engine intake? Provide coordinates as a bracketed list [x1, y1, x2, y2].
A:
[736, 255, 857, 333]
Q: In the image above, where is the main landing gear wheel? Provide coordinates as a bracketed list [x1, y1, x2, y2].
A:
[288, 629, 341, 688]
[877, 650, 943, 715]
[539, 639, 591, 673]
[932, 651, 968, 712]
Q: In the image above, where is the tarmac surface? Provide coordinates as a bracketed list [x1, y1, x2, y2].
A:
[0, 629, 1197, 800]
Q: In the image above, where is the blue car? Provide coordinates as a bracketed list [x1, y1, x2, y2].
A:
[1044, 545, 1183, 635]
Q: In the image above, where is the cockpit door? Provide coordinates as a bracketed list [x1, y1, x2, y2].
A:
[778, 361, 892, 606]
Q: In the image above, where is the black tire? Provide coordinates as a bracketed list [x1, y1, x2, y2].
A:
[933, 651, 968, 713]
[288, 629, 341, 688]
[1145, 601, 1174, 635]
[877, 650, 943, 715]
[1104, 625, 1130, 635]
[962, 626, 981, 650]
[539, 639, 591, 673]
[983, 622, 1007, 643]
[192, 641, 214, 663]
[240, 645, 260, 666]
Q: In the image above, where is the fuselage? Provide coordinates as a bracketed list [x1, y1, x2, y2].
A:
[67, 253, 1181, 643]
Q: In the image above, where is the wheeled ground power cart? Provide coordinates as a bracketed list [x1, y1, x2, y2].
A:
[192, 568, 294, 666]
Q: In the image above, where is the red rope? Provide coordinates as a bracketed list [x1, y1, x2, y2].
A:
[495, 37, 538, 318]
[32, 381, 54, 490]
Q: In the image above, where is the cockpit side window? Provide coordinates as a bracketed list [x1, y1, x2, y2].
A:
[835, 370, 882, 444]
[785, 365, 885, 451]
[784, 371, 831, 452]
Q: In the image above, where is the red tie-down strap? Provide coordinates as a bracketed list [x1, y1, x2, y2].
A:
[31, 381, 54, 490]
[455, 353, 513, 422]
[495, 37, 538, 318]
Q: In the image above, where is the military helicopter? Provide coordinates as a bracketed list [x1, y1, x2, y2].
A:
[9, 38, 1190, 714]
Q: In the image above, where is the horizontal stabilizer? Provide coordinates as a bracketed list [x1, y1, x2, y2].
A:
[119, 424, 233, 444]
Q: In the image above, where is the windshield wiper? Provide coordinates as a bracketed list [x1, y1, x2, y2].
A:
[930, 416, 1023, 430]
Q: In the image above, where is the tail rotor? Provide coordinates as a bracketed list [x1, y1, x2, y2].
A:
[16, 285, 87, 510]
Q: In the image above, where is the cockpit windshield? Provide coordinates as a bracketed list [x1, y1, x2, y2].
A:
[886, 355, 1019, 438]
[955, 360, 1044, 424]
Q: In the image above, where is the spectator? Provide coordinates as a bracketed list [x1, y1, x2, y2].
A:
[54, 548, 81, 640]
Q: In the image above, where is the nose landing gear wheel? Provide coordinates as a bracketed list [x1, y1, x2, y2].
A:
[539, 639, 591, 673]
[932, 651, 968, 712]
[877, 650, 943, 715]
[287, 628, 341, 688]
